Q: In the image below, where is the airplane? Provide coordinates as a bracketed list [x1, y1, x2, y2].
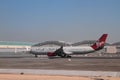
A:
[30, 34, 108, 58]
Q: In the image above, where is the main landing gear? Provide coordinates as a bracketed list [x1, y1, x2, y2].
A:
[35, 54, 38, 58]
[60, 54, 71, 58]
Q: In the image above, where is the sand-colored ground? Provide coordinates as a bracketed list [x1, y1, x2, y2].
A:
[0, 74, 119, 80]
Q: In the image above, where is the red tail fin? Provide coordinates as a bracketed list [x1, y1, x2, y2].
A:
[91, 34, 108, 50]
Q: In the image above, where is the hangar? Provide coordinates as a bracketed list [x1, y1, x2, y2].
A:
[33, 41, 71, 47]
[110, 42, 120, 53]
[31, 40, 110, 54]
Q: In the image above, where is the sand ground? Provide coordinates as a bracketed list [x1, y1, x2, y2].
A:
[0, 74, 119, 80]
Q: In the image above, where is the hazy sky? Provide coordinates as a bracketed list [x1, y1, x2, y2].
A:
[0, 0, 120, 43]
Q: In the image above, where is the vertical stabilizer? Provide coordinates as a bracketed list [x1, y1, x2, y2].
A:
[91, 34, 108, 50]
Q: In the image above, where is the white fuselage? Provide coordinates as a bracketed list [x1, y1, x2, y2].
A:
[31, 46, 94, 55]
[63, 46, 94, 54]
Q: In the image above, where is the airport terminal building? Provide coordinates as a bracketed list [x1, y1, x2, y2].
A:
[0, 41, 33, 52]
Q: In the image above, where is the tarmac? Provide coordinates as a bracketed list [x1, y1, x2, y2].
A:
[0, 52, 120, 77]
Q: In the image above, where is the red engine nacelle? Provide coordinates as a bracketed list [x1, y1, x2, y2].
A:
[47, 52, 56, 56]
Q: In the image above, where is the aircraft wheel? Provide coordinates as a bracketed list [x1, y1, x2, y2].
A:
[35, 54, 38, 58]
[66, 55, 71, 58]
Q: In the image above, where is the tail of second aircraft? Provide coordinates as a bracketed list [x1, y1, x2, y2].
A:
[91, 34, 108, 50]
